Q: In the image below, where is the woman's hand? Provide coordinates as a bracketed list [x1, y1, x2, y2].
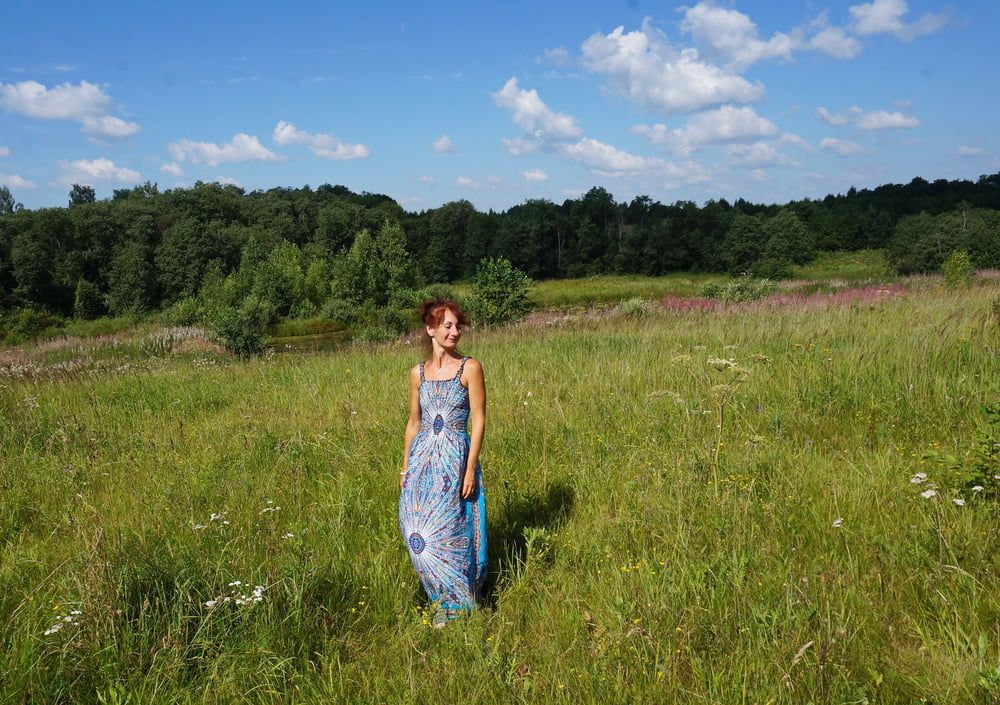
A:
[461, 469, 477, 499]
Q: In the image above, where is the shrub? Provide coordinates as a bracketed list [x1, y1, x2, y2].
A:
[616, 297, 650, 318]
[699, 274, 778, 303]
[208, 295, 273, 358]
[467, 257, 531, 326]
[1, 308, 64, 344]
[73, 279, 104, 320]
[941, 249, 973, 288]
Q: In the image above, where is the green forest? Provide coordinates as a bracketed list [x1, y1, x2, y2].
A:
[2, 173, 999, 342]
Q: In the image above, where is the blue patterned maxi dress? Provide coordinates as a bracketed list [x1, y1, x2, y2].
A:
[399, 356, 487, 611]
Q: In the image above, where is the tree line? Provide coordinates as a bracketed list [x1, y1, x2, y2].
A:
[1, 173, 999, 328]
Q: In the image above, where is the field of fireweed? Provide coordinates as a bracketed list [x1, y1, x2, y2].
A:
[1, 278, 998, 704]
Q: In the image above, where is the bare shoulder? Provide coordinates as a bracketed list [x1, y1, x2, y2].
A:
[462, 357, 484, 381]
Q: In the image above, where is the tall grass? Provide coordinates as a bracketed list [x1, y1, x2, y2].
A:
[1, 282, 997, 704]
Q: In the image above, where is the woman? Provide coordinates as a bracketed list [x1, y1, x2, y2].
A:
[399, 299, 487, 627]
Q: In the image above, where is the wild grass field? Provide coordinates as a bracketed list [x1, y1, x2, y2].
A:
[1, 276, 998, 704]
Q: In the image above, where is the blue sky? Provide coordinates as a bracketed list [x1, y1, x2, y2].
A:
[2, 0, 997, 211]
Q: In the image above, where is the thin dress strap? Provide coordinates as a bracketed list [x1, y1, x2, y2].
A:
[454, 356, 468, 381]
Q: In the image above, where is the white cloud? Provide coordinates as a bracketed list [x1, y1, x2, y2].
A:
[679, 3, 799, 70]
[82, 115, 140, 140]
[160, 162, 184, 176]
[956, 146, 984, 157]
[817, 105, 918, 130]
[432, 134, 456, 154]
[537, 47, 573, 67]
[727, 141, 799, 168]
[169, 133, 283, 166]
[272, 121, 368, 160]
[0, 80, 109, 119]
[501, 136, 540, 156]
[848, 0, 947, 41]
[816, 106, 859, 126]
[492, 77, 582, 140]
[779, 133, 813, 151]
[560, 137, 663, 174]
[0, 79, 140, 139]
[0, 173, 36, 189]
[807, 26, 862, 59]
[214, 176, 242, 187]
[581, 21, 763, 116]
[456, 175, 501, 190]
[632, 105, 777, 155]
[856, 110, 919, 130]
[55, 157, 141, 185]
[820, 137, 863, 157]
[522, 169, 549, 182]
[0, 146, 9, 158]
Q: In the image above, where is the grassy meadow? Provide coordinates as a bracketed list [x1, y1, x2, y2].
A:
[1, 276, 999, 704]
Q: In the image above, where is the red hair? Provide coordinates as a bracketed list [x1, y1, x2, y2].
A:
[417, 299, 469, 329]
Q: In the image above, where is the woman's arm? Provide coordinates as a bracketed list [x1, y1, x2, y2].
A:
[462, 359, 486, 499]
[401, 364, 421, 488]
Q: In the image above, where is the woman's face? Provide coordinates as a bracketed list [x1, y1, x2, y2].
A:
[428, 309, 462, 351]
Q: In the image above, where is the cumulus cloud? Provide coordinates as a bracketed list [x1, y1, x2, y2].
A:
[632, 105, 777, 155]
[492, 77, 583, 140]
[432, 135, 456, 153]
[848, 0, 947, 41]
[820, 137, 863, 157]
[522, 168, 549, 182]
[169, 133, 283, 166]
[580, 21, 763, 115]
[0, 80, 110, 119]
[856, 110, 919, 130]
[678, 4, 799, 70]
[160, 162, 184, 176]
[55, 157, 141, 185]
[82, 115, 140, 140]
[0, 173, 36, 189]
[537, 47, 573, 66]
[807, 26, 862, 59]
[0, 80, 140, 139]
[727, 141, 799, 168]
[0, 146, 9, 158]
[779, 133, 814, 151]
[956, 146, 984, 157]
[559, 137, 663, 174]
[817, 105, 918, 130]
[456, 175, 501, 190]
[272, 121, 368, 160]
[501, 136, 541, 156]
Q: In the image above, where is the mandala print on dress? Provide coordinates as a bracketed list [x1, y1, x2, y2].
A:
[399, 357, 488, 612]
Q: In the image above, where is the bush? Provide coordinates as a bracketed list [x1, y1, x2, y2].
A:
[699, 274, 778, 303]
[73, 279, 104, 320]
[159, 297, 204, 326]
[750, 257, 793, 280]
[0, 308, 64, 344]
[467, 257, 532, 326]
[941, 249, 973, 288]
[616, 297, 650, 318]
[208, 295, 273, 358]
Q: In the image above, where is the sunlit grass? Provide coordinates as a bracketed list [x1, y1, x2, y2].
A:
[1, 281, 998, 704]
